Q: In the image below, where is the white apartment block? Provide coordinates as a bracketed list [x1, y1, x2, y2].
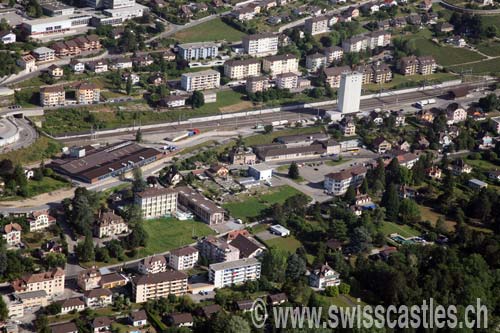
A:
[324, 165, 367, 195]
[40, 86, 65, 107]
[138, 255, 167, 275]
[223, 59, 261, 80]
[323, 46, 343, 63]
[242, 33, 279, 57]
[169, 246, 199, 270]
[306, 53, 327, 72]
[262, 54, 299, 76]
[276, 72, 298, 90]
[181, 70, 220, 92]
[133, 271, 188, 303]
[209, 258, 261, 288]
[178, 42, 218, 60]
[134, 187, 178, 219]
[304, 16, 329, 35]
[11, 267, 65, 296]
[28, 210, 56, 232]
[32, 47, 55, 62]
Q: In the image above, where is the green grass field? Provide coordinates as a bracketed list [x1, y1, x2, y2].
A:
[195, 89, 250, 114]
[364, 73, 458, 92]
[223, 185, 303, 221]
[27, 176, 70, 195]
[411, 39, 485, 67]
[449, 58, 500, 75]
[379, 221, 420, 238]
[138, 217, 215, 256]
[0, 136, 62, 164]
[476, 42, 500, 57]
[173, 18, 246, 43]
[481, 15, 500, 31]
[263, 235, 302, 253]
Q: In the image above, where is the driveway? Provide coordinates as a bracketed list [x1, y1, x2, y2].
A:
[255, 230, 279, 241]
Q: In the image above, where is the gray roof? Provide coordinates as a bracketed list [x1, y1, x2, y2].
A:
[209, 257, 260, 271]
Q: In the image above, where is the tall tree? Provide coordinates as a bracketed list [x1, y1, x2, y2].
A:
[76, 234, 95, 262]
[285, 253, 306, 282]
[132, 167, 146, 193]
[382, 183, 400, 222]
[288, 162, 300, 179]
[190, 91, 205, 109]
[0, 295, 8, 321]
[135, 128, 142, 143]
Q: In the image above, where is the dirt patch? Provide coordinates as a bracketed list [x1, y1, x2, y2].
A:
[220, 101, 254, 113]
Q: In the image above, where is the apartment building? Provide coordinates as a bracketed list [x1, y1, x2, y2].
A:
[340, 117, 356, 136]
[356, 63, 392, 84]
[28, 210, 56, 232]
[324, 165, 367, 195]
[209, 258, 261, 288]
[51, 40, 81, 57]
[198, 236, 240, 263]
[178, 42, 218, 60]
[74, 35, 101, 51]
[177, 187, 225, 225]
[76, 82, 100, 104]
[323, 66, 352, 88]
[169, 246, 199, 270]
[242, 33, 279, 57]
[181, 70, 220, 92]
[417, 55, 436, 75]
[86, 61, 108, 73]
[262, 53, 298, 76]
[133, 271, 188, 303]
[138, 255, 167, 275]
[306, 53, 327, 72]
[246, 76, 269, 93]
[304, 16, 329, 35]
[40, 85, 65, 107]
[398, 56, 436, 75]
[94, 211, 128, 238]
[276, 72, 298, 90]
[342, 31, 391, 53]
[2, 223, 22, 247]
[59, 298, 85, 314]
[323, 46, 343, 63]
[12, 267, 65, 296]
[32, 47, 55, 62]
[134, 187, 178, 219]
[223, 59, 261, 80]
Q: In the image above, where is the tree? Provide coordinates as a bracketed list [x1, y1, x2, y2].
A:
[0, 296, 8, 321]
[155, 21, 165, 33]
[263, 124, 273, 134]
[478, 93, 499, 112]
[132, 167, 146, 193]
[382, 183, 400, 222]
[44, 253, 66, 269]
[351, 226, 372, 253]
[399, 199, 421, 224]
[339, 282, 350, 294]
[288, 162, 300, 179]
[76, 234, 95, 262]
[285, 253, 306, 282]
[190, 91, 205, 109]
[325, 285, 339, 297]
[225, 316, 251, 333]
[261, 247, 287, 282]
[126, 77, 133, 95]
[343, 184, 356, 204]
[34, 314, 50, 333]
[126, 222, 148, 248]
[135, 128, 142, 143]
[361, 177, 369, 194]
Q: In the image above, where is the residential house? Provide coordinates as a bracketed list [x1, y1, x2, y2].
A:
[159, 95, 188, 108]
[446, 103, 467, 124]
[69, 59, 85, 73]
[306, 53, 327, 72]
[228, 234, 264, 259]
[84, 288, 113, 308]
[12, 267, 65, 296]
[50, 322, 78, 333]
[86, 61, 108, 73]
[340, 117, 356, 136]
[59, 298, 85, 314]
[168, 313, 194, 327]
[451, 159, 472, 175]
[198, 236, 240, 263]
[139, 255, 167, 274]
[0, 31, 16, 44]
[130, 310, 148, 327]
[94, 211, 128, 238]
[17, 54, 37, 73]
[229, 147, 257, 165]
[92, 317, 113, 333]
[76, 82, 100, 104]
[427, 166, 442, 180]
[309, 263, 341, 289]
[268, 293, 288, 305]
[32, 47, 55, 62]
[77, 267, 101, 291]
[28, 210, 56, 232]
[48, 65, 63, 78]
[99, 273, 127, 289]
[372, 137, 392, 154]
[396, 152, 419, 169]
[40, 85, 65, 107]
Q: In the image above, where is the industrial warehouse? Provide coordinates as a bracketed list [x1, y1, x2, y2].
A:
[50, 141, 165, 183]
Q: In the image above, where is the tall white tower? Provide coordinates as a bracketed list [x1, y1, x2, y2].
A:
[338, 71, 362, 114]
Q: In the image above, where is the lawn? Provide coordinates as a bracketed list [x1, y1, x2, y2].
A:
[481, 15, 500, 31]
[450, 57, 500, 75]
[379, 221, 420, 238]
[476, 41, 500, 57]
[195, 89, 250, 114]
[138, 217, 215, 256]
[405, 32, 486, 67]
[318, 294, 366, 308]
[0, 136, 62, 164]
[364, 73, 458, 92]
[262, 235, 302, 253]
[27, 176, 70, 196]
[465, 158, 499, 171]
[223, 185, 303, 221]
[418, 205, 456, 232]
[243, 126, 325, 146]
[173, 18, 246, 43]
